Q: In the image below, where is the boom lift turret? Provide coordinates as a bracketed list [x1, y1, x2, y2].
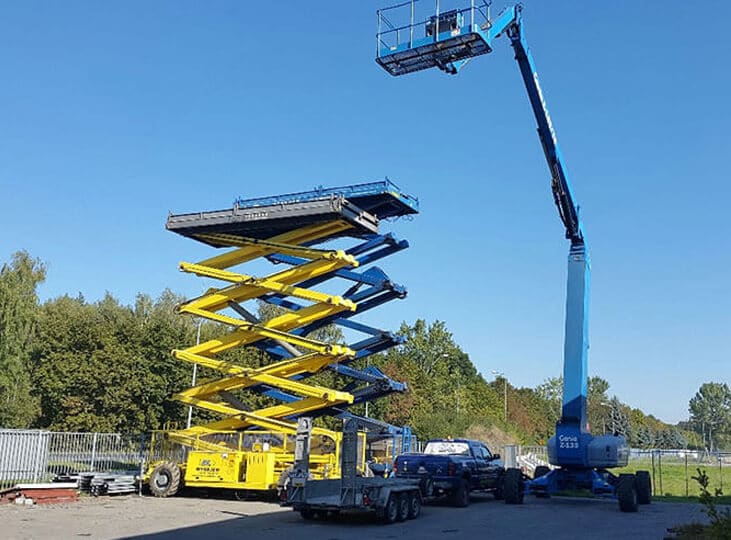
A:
[375, 1, 650, 511]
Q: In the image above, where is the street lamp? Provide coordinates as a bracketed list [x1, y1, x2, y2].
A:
[186, 319, 203, 429]
[492, 370, 507, 422]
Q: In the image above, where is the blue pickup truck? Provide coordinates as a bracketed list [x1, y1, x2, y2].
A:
[393, 438, 505, 507]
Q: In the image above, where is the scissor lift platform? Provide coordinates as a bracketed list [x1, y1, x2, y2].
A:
[167, 180, 418, 247]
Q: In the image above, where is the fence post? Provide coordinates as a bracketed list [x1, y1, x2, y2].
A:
[651, 451, 656, 496]
[685, 453, 689, 497]
[658, 452, 663, 495]
[90, 432, 98, 471]
[720, 454, 723, 492]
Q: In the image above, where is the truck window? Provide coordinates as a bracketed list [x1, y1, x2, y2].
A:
[423, 441, 471, 456]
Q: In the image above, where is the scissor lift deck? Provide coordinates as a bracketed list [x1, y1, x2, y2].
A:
[166, 197, 379, 247]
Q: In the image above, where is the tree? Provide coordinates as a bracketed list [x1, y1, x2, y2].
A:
[0, 251, 45, 427]
[689, 382, 731, 451]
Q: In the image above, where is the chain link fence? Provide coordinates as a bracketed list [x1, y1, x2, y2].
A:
[0, 429, 146, 491]
[509, 444, 730, 498]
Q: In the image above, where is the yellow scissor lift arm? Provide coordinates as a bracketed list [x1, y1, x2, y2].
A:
[147, 189, 417, 496]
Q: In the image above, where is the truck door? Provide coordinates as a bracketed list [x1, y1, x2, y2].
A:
[480, 445, 501, 486]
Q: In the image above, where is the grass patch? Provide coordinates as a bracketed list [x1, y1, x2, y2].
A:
[615, 461, 729, 499]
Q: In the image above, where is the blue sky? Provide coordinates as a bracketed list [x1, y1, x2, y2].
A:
[1, 1, 729, 424]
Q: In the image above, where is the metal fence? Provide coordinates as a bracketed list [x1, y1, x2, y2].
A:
[510, 444, 731, 498]
[0, 429, 145, 491]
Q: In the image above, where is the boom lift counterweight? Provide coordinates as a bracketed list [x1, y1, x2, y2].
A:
[375, 1, 650, 511]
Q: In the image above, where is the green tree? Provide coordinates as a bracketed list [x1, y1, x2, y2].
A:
[0, 251, 45, 427]
[689, 382, 731, 451]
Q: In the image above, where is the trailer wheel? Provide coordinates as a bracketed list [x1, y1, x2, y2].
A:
[396, 492, 409, 521]
[617, 474, 638, 512]
[382, 494, 399, 524]
[635, 471, 651, 505]
[300, 508, 316, 520]
[503, 468, 524, 505]
[407, 491, 421, 519]
[451, 479, 470, 507]
[149, 461, 182, 498]
[534, 465, 550, 479]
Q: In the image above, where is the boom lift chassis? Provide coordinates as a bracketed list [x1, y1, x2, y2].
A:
[375, 1, 650, 511]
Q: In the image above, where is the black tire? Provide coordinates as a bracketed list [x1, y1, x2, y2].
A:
[493, 481, 504, 500]
[504, 468, 524, 505]
[419, 476, 434, 498]
[534, 465, 550, 479]
[382, 494, 400, 524]
[396, 492, 409, 521]
[617, 474, 638, 513]
[149, 461, 182, 498]
[450, 479, 470, 507]
[407, 491, 421, 519]
[300, 508, 316, 520]
[635, 470, 652, 505]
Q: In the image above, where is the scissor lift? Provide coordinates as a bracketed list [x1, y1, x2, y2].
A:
[146, 181, 418, 497]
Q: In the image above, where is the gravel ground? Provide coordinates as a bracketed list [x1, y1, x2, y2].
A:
[0, 492, 709, 539]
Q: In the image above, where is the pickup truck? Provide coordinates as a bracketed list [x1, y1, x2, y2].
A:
[393, 438, 505, 507]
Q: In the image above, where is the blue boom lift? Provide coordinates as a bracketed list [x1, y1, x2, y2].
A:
[375, 2, 651, 511]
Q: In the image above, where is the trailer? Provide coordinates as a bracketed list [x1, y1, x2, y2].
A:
[284, 418, 424, 524]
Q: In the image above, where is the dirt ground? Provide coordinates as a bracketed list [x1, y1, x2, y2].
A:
[1, 492, 710, 540]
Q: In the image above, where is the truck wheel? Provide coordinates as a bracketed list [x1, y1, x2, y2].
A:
[407, 491, 421, 519]
[493, 482, 504, 500]
[382, 494, 400, 524]
[635, 471, 651, 505]
[396, 493, 409, 521]
[503, 468, 524, 505]
[149, 461, 182, 498]
[534, 465, 550, 479]
[451, 479, 470, 507]
[617, 474, 638, 512]
[419, 476, 434, 498]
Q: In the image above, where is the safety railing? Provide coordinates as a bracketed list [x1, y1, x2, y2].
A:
[0, 429, 145, 491]
[377, 0, 491, 57]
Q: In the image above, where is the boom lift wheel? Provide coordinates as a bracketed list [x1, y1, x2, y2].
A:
[635, 470, 652, 505]
[617, 474, 639, 512]
[503, 468, 524, 505]
[148, 461, 182, 498]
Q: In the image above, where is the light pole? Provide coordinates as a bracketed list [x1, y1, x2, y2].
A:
[186, 319, 203, 429]
[492, 370, 507, 422]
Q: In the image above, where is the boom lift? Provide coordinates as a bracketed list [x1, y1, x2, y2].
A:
[375, 2, 650, 511]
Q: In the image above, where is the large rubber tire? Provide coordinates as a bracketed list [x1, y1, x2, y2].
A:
[503, 468, 524, 505]
[396, 492, 409, 522]
[407, 491, 421, 519]
[149, 461, 182, 498]
[450, 479, 470, 507]
[300, 508, 316, 520]
[419, 476, 434, 498]
[635, 470, 652, 505]
[534, 465, 550, 479]
[493, 478, 504, 500]
[617, 474, 639, 513]
[382, 494, 400, 524]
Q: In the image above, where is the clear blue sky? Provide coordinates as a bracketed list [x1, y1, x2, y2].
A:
[1, 1, 729, 424]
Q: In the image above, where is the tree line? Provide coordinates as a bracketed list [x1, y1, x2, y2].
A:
[0, 250, 728, 450]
